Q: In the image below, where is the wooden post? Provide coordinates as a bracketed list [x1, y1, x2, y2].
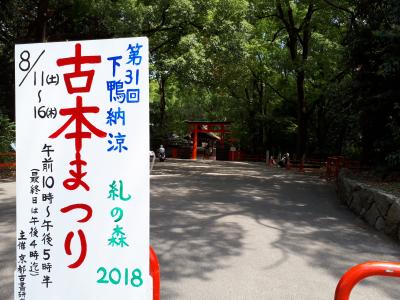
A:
[192, 125, 198, 160]
[299, 154, 305, 172]
[220, 124, 225, 147]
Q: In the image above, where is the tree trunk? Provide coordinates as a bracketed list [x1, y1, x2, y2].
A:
[316, 102, 327, 155]
[158, 76, 167, 128]
[35, 0, 49, 42]
[275, 1, 314, 160]
[296, 70, 307, 159]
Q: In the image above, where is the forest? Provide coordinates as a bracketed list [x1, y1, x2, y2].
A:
[0, 0, 399, 168]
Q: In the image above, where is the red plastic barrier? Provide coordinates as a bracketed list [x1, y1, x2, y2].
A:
[171, 148, 178, 158]
[0, 163, 16, 168]
[0, 152, 16, 168]
[228, 151, 235, 161]
[327, 156, 345, 178]
[335, 261, 400, 300]
[150, 246, 160, 300]
[236, 150, 241, 161]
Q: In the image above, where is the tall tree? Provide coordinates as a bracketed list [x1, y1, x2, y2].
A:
[275, 0, 315, 159]
[249, 0, 351, 158]
[347, 0, 400, 166]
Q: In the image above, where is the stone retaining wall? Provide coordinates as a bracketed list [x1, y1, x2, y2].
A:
[337, 170, 400, 241]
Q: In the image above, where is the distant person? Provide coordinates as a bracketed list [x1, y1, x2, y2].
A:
[278, 153, 289, 167]
[158, 145, 166, 162]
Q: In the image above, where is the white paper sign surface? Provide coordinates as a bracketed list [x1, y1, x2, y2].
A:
[15, 37, 149, 300]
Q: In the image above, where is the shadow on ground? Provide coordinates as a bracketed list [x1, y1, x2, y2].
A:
[150, 159, 400, 299]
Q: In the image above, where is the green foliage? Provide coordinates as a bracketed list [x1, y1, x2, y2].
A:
[346, 0, 400, 165]
[0, 114, 15, 153]
[386, 152, 400, 169]
[1, 0, 398, 164]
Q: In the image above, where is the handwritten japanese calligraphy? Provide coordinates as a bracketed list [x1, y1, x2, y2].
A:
[16, 37, 149, 300]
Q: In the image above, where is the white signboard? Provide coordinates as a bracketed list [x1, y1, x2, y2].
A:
[15, 37, 150, 299]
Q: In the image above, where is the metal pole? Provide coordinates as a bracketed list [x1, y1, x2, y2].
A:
[150, 246, 160, 300]
[335, 261, 400, 300]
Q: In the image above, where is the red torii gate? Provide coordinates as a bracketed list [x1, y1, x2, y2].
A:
[186, 121, 231, 160]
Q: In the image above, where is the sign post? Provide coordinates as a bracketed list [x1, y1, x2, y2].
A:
[15, 37, 150, 299]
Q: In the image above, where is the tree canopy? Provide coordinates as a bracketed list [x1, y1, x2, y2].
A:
[1, 0, 399, 167]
